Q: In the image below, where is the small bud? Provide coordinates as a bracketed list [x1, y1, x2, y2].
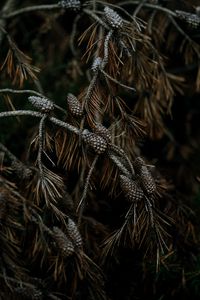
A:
[91, 57, 102, 73]
[120, 175, 144, 202]
[175, 10, 200, 29]
[67, 93, 83, 116]
[58, 0, 81, 11]
[52, 227, 74, 258]
[82, 129, 108, 154]
[104, 6, 123, 29]
[28, 96, 54, 113]
[67, 217, 82, 248]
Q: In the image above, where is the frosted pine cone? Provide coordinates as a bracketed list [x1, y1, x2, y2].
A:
[104, 6, 123, 29]
[94, 124, 112, 143]
[91, 57, 102, 73]
[67, 217, 82, 248]
[175, 10, 200, 29]
[52, 227, 74, 258]
[58, 0, 81, 11]
[82, 129, 108, 154]
[120, 175, 144, 202]
[67, 93, 83, 116]
[28, 96, 54, 113]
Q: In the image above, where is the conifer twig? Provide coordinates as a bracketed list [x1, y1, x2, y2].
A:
[0, 89, 67, 114]
[4, 4, 59, 19]
[37, 115, 48, 175]
[77, 154, 99, 222]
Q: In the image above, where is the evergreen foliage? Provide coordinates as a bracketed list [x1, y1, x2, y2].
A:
[0, 0, 200, 299]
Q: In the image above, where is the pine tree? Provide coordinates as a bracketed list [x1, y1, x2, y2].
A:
[0, 0, 200, 299]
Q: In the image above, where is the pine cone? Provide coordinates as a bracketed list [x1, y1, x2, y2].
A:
[94, 124, 112, 143]
[28, 96, 54, 113]
[67, 93, 83, 116]
[58, 0, 81, 11]
[175, 10, 200, 29]
[82, 129, 108, 154]
[134, 157, 156, 194]
[120, 175, 144, 202]
[139, 166, 156, 195]
[67, 217, 82, 248]
[52, 227, 74, 258]
[133, 157, 145, 173]
[104, 6, 123, 29]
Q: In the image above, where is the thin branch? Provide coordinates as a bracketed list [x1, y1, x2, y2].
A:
[0, 21, 6, 44]
[70, 13, 82, 56]
[77, 154, 99, 222]
[1, 0, 16, 13]
[144, 195, 154, 227]
[101, 69, 136, 91]
[3, 4, 59, 19]
[0, 142, 19, 162]
[102, 30, 113, 69]
[0, 273, 39, 291]
[118, 1, 177, 17]
[133, 0, 147, 17]
[84, 8, 110, 30]
[0, 0, 16, 43]
[108, 152, 132, 178]
[0, 110, 43, 118]
[0, 110, 80, 135]
[0, 88, 45, 97]
[92, 0, 96, 11]
[84, 73, 98, 106]
[110, 144, 135, 177]
[0, 88, 67, 114]
[37, 115, 47, 175]
[49, 116, 80, 135]
[168, 14, 200, 57]
[147, 10, 157, 35]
